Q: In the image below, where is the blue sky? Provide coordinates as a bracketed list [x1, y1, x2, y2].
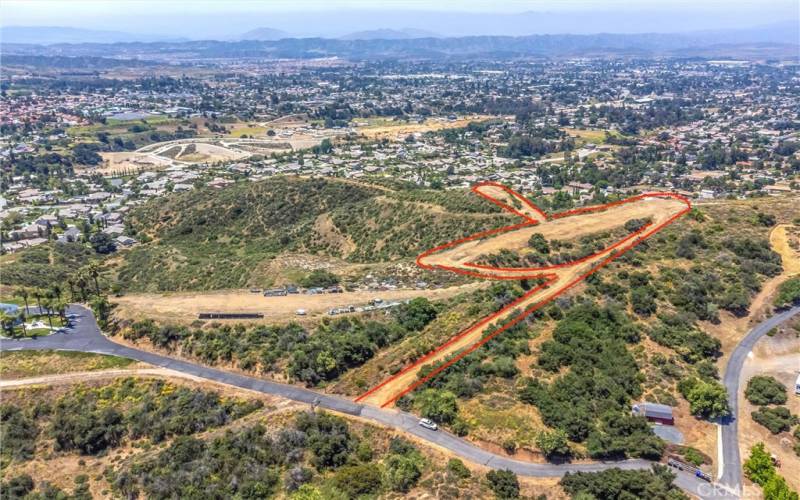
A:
[3, 0, 797, 38]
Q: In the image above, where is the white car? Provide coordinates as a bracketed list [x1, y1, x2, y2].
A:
[419, 418, 438, 431]
[296, 309, 307, 316]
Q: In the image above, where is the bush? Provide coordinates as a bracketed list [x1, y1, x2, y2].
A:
[560, 465, 687, 500]
[447, 458, 471, 479]
[300, 269, 339, 288]
[485, 469, 520, 499]
[774, 277, 800, 308]
[751, 406, 798, 434]
[745, 376, 788, 406]
[332, 463, 382, 497]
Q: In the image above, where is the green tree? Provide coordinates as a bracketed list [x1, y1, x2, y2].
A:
[536, 429, 571, 459]
[678, 377, 730, 419]
[743, 442, 775, 486]
[763, 475, 799, 500]
[14, 287, 30, 314]
[416, 389, 458, 424]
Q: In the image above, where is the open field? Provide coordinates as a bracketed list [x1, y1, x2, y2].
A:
[356, 115, 497, 140]
[357, 184, 690, 407]
[112, 282, 484, 325]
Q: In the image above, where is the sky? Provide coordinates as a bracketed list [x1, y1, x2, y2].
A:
[2, 0, 798, 38]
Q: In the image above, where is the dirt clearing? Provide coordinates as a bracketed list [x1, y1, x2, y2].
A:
[112, 282, 484, 325]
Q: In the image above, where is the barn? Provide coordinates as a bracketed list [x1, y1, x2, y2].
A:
[631, 402, 675, 425]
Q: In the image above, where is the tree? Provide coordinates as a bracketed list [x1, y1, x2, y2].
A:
[89, 232, 116, 254]
[84, 262, 102, 296]
[746, 376, 788, 406]
[528, 233, 550, 254]
[394, 297, 438, 332]
[41, 297, 54, 329]
[485, 469, 520, 499]
[0, 310, 18, 337]
[560, 466, 687, 500]
[536, 429, 571, 459]
[678, 377, 730, 419]
[744, 442, 775, 486]
[416, 389, 458, 424]
[14, 287, 30, 314]
[384, 453, 424, 492]
[763, 475, 799, 500]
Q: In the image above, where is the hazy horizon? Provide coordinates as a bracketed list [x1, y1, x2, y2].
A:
[2, 0, 798, 40]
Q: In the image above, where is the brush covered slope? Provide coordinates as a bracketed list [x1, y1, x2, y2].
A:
[114, 177, 512, 292]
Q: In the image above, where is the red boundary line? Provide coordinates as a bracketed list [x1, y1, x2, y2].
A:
[355, 183, 691, 407]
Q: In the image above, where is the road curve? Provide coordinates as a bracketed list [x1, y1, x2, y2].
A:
[0, 304, 732, 499]
[718, 304, 800, 492]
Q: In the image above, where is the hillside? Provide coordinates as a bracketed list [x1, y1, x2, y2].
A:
[116, 177, 512, 292]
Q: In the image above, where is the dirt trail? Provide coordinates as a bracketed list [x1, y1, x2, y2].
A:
[0, 368, 175, 388]
[358, 192, 689, 407]
[770, 224, 800, 276]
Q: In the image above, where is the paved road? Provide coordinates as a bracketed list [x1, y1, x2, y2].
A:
[0, 304, 732, 499]
[718, 304, 800, 492]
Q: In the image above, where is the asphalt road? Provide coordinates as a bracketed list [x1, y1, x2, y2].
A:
[718, 304, 800, 492]
[0, 304, 746, 499]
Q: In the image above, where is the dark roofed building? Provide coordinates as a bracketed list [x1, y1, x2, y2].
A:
[632, 402, 674, 425]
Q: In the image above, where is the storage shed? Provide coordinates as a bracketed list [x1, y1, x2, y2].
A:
[632, 402, 674, 425]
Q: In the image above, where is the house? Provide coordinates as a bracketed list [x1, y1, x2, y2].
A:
[632, 402, 674, 425]
[58, 226, 82, 243]
[115, 235, 137, 247]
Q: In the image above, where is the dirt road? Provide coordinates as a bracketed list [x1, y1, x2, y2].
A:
[357, 187, 690, 407]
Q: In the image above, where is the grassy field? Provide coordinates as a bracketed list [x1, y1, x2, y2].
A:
[0, 350, 137, 379]
[228, 125, 268, 137]
[561, 127, 622, 144]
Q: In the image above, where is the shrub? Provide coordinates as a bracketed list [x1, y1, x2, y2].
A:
[774, 277, 800, 308]
[485, 469, 520, 499]
[300, 269, 339, 288]
[751, 406, 798, 434]
[560, 465, 687, 500]
[745, 376, 788, 406]
[332, 463, 382, 497]
[447, 458, 471, 479]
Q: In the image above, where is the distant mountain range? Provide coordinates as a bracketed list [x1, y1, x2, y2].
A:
[339, 28, 439, 40]
[1, 23, 797, 61]
[238, 27, 291, 41]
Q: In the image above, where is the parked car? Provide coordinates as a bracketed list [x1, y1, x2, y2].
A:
[419, 418, 438, 431]
[296, 309, 307, 316]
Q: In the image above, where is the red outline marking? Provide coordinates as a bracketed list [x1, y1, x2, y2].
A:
[356, 184, 691, 407]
